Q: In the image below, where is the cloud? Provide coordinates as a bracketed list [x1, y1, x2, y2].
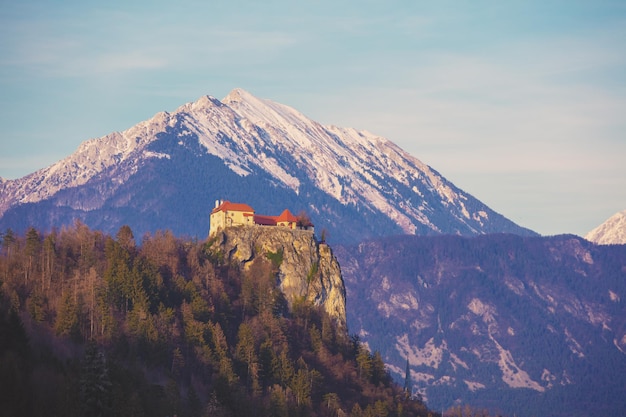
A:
[298, 25, 626, 173]
[284, 18, 626, 236]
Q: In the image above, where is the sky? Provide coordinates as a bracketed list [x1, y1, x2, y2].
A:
[0, 0, 624, 237]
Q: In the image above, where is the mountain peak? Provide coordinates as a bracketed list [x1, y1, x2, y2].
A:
[222, 87, 255, 104]
[184, 94, 224, 112]
[221, 88, 285, 124]
[0, 88, 537, 242]
[585, 209, 626, 245]
[221, 89, 316, 140]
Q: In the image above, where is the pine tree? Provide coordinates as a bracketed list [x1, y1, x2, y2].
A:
[1, 228, 15, 257]
[371, 351, 387, 386]
[116, 225, 135, 253]
[42, 232, 56, 293]
[404, 358, 412, 396]
[25, 227, 41, 285]
[236, 322, 260, 394]
[80, 341, 112, 417]
[356, 345, 372, 381]
[55, 290, 82, 340]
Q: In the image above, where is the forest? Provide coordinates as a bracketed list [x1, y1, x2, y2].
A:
[0, 222, 436, 417]
[337, 233, 626, 417]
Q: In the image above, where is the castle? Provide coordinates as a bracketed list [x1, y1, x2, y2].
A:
[208, 200, 314, 237]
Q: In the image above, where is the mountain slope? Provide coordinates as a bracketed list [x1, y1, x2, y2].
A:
[336, 234, 626, 417]
[0, 89, 535, 244]
[585, 209, 626, 245]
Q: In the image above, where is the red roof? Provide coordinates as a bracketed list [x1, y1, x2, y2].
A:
[276, 209, 297, 223]
[212, 202, 311, 228]
[253, 214, 277, 226]
[211, 201, 254, 214]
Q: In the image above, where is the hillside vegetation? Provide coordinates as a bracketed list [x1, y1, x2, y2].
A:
[337, 234, 626, 417]
[0, 222, 432, 417]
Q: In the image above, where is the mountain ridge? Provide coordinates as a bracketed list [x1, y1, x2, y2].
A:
[335, 233, 626, 416]
[0, 88, 536, 244]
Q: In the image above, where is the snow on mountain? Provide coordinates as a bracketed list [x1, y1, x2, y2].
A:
[585, 210, 626, 245]
[0, 88, 535, 241]
[0, 110, 174, 214]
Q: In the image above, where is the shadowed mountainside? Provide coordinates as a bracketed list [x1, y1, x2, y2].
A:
[336, 234, 626, 417]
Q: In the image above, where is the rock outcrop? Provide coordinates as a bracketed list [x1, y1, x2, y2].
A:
[210, 226, 346, 327]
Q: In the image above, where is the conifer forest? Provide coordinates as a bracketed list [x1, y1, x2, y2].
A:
[0, 222, 436, 417]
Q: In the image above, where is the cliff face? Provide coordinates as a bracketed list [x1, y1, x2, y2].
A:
[210, 226, 346, 326]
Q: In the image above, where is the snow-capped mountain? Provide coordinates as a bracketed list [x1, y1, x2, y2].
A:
[0, 88, 536, 243]
[336, 234, 626, 416]
[585, 209, 626, 245]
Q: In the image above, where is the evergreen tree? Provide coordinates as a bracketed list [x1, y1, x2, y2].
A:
[236, 322, 260, 394]
[24, 227, 41, 284]
[1, 228, 15, 257]
[55, 290, 82, 340]
[42, 232, 56, 293]
[371, 351, 387, 386]
[404, 358, 412, 396]
[80, 341, 112, 417]
[356, 345, 373, 381]
[116, 225, 136, 253]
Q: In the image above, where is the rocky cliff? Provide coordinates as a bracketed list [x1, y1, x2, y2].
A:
[209, 226, 346, 327]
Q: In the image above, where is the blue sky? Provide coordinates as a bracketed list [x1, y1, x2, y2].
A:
[1, 0, 624, 236]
